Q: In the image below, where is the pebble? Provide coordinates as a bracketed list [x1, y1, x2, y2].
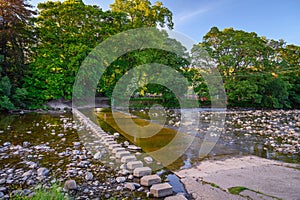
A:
[37, 167, 49, 177]
[3, 142, 11, 147]
[85, 172, 93, 181]
[116, 177, 126, 183]
[125, 182, 136, 191]
[144, 156, 153, 163]
[64, 180, 77, 191]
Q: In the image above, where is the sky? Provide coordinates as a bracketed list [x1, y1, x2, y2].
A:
[30, 0, 300, 45]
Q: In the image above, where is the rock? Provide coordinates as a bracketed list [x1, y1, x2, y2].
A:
[125, 182, 136, 191]
[93, 152, 102, 160]
[113, 132, 120, 138]
[22, 170, 32, 177]
[0, 179, 6, 185]
[57, 133, 64, 137]
[73, 142, 81, 147]
[27, 162, 37, 169]
[37, 167, 49, 177]
[64, 180, 77, 191]
[116, 176, 126, 183]
[26, 179, 35, 186]
[123, 141, 130, 147]
[0, 187, 6, 192]
[3, 142, 11, 147]
[116, 186, 123, 191]
[85, 172, 93, 181]
[128, 175, 134, 180]
[144, 156, 153, 163]
[23, 141, 30, 147]
[11, 189, 23, 196]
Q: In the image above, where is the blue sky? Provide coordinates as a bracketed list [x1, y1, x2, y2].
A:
[30, 0, 300, 45]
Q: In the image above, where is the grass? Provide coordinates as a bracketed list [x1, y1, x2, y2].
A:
[210, 182, 221, 189]
[228, 186, 248, 195]
[11, 184, 66, 200]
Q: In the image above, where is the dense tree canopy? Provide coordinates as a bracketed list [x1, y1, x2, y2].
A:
[0, 0, 35, 109]
[200, 27, 300, 108]
[0, 0, 299, 110]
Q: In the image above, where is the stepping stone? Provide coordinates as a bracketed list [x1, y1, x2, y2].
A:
[121, 155, 137, 163]
[108, 143, 121, 150]
[115, 151, 131, 159]
[133, 167, 152, 177]
[150, 183, 173, 198]
[127, 161, 143, 170]
[127, 145, 142, 151]
[112, 147, 126, 154]
[104, 140, 116, 146]
[140, 174, 161, 186]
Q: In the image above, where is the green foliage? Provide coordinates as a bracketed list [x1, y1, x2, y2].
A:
[0, 76, 12, 96]
[11, 184, 66, 200]
[201, 27, 300, 108]
[228, 186, 248, 195]
[0, 96, 15, 110]
[110, 0, 173, 29]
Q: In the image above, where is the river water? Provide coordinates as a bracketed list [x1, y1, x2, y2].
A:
[0, 109, 299, 198]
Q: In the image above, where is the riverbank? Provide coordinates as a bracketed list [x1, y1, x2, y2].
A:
[175, 155, 300, 200]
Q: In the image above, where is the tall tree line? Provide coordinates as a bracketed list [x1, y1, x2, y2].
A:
[0, 0, 299, 110]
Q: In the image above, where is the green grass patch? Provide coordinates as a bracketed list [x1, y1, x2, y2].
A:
[228, 186, 248, 195]
[210, 182, 221, 188]
[11, 184, 66, 200]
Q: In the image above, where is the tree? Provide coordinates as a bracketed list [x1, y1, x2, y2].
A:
[0, 0, 35, 110]
[0, 0, 36, 81]
[110, 0, 173, 29]
[200, 27, 294, 108]
[26, 0, 119, 102]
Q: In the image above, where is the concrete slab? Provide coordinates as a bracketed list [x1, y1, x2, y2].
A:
[115, 151, 131, 159]
[164, 194, 188, 200]
[127, 161, 143, 170]
[150, 183, 173, 198]
[175, 156, 300, 200]
[133, 167, 152, 177]
[120, 155, 137, 163]
[240, 190, 277, 200]
[140, 174, 161, 186]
